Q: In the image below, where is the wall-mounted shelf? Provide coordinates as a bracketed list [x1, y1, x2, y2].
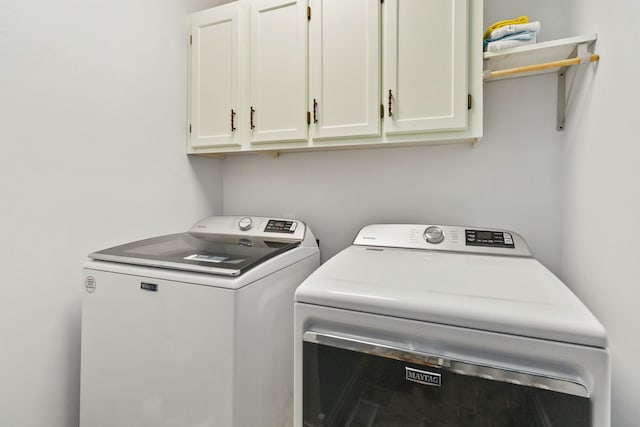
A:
[483, 34, 599, 131]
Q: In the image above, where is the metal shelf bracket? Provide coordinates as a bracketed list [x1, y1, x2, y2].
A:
[557, 42, 596, 131]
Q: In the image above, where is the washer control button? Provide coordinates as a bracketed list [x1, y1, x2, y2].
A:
[424, 226, 445, 244]
[238, 217, 254, 231]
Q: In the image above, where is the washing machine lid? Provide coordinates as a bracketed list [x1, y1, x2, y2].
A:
[295, 224, 608, 348]
[89, 216, 308, 277]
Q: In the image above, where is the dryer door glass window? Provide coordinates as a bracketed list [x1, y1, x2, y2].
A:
[302, 337, 590, 427]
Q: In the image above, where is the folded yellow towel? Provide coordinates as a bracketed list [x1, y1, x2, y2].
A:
[483, 16, 528, 39]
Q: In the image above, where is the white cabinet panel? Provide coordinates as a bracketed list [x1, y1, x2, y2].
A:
[309, 0, 380, 140]
[384, 0, 468, 135]
[80, 270, 235, 426]
[249, 0, 307, 144]
[189, 5, 242, 148]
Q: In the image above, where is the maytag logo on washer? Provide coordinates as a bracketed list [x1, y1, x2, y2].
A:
[405, 367, 441, 387]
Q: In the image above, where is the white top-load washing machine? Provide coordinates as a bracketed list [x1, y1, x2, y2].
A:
[294, 224, 610, 427]
[80, 215, 319, 427]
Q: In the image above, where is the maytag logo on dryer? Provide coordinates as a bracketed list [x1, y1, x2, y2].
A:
[361, 236, 376, 240]
[405, 367, 441, 387]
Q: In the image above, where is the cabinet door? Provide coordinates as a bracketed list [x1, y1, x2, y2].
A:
[384, 0, 468, 135]
[189, 4, 243, 149]
[249, 0, 307, 144]
[309, 0, 380, 140]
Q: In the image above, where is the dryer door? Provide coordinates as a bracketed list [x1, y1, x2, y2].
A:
[303, 332, 591, 427]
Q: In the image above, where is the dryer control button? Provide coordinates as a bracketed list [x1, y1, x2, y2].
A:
[424, 226, 445, 244]
[238, 217, 254, 231]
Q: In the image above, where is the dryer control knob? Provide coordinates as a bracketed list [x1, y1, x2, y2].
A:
[238, 217, 254, 231]
[424, 226, 444, 244]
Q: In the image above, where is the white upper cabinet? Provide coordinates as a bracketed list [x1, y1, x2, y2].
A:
[189, 4, 243, 149]
[309, 0, 381, 140]
[384, 0, 468, 135]
[249, 0, 308, 144]
[188, 0, 482, 155]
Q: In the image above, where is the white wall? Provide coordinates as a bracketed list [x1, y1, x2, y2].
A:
[223, 1, 568, 274]
[0, 1, 223, 426]
[224, 97, 564, 271]
[562, 0, 640, 425]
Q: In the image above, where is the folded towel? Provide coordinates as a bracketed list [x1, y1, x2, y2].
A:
[488, 21, 540, 41]
[486, 38, 537, 52]
[484, 29, 538, 50]
[483, 15, 528, 40]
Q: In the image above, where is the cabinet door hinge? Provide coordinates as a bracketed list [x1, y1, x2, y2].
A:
[307, 111, 311, 125]
[468, 94, 472, 110]
[307, 6, 311, 20]
[189, 124, 192, 134]
[189, 34, 192, 45]
[380, 104, 384, 119]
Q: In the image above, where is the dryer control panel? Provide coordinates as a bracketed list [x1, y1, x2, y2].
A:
[353, 224, 531, 257]
[466, 229, 515, 248]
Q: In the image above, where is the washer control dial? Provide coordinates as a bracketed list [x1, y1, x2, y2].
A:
[238, 217, 254, 231]
[424, 226, 444, 244]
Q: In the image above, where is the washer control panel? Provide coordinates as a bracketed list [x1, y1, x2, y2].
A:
[466, 229, 514, 248]
[264, 219, 297, 234]
[189, 216, 306, 241]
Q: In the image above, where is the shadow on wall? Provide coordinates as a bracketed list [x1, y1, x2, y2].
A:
[188, 155, 224, 216]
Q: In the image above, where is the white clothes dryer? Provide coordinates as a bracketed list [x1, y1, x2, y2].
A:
[294, 224, 609, 427]
[80, 216, 319, 427]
